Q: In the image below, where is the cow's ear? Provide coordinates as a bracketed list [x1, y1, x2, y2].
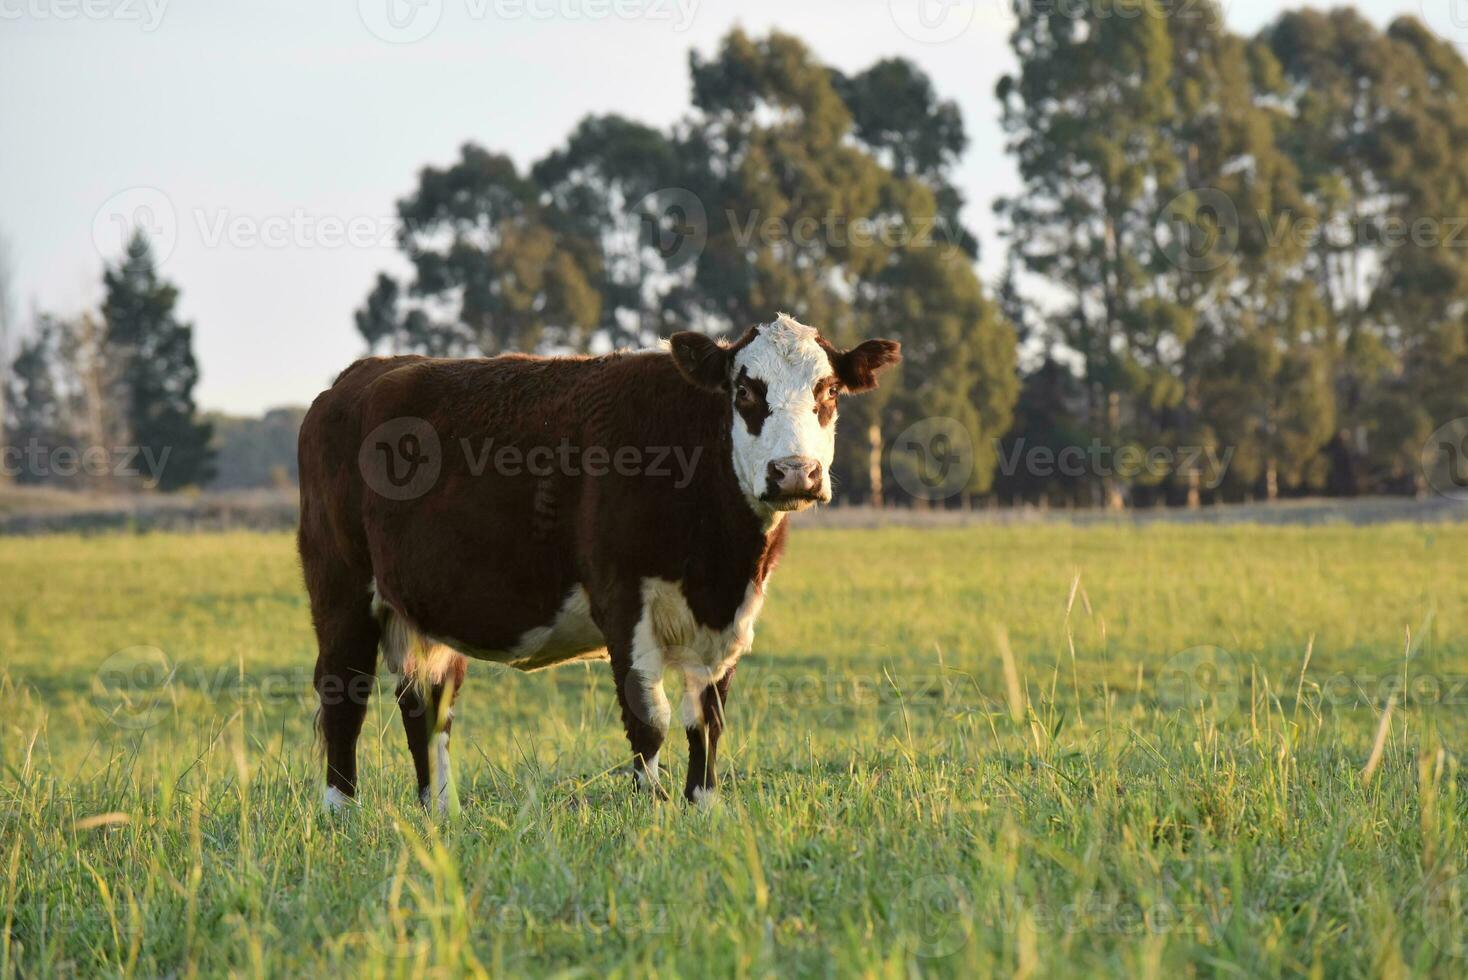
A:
[670, 332, 730, 392]
[835, 339, 901, 392]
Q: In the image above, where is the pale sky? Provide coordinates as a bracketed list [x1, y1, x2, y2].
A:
[0, 0, 1435, 414]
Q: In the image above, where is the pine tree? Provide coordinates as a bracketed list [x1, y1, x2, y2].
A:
[102, 232, 213, 490]
[4, 318, 68, 486]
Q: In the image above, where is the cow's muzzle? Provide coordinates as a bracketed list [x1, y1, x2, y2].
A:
[763, 456, 826, 509]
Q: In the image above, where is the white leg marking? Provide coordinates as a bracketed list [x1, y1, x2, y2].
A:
[689, 785, 717, 808]
[429, 731, 453, 814]
[635, 751, 662, 792]
[640, 577, 761, 686]
[323, 785, 357, 814]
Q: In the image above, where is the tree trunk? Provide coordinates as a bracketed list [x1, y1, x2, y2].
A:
[1186, 468, 1201, 510]
[867, 421, 884, 508]
[1264, 458, 1279, 502]
[1103, 390, 1124, 510]
[78, 315, 113, 492]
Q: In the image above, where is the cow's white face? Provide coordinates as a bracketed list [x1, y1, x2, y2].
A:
[670, 314, 901, 516]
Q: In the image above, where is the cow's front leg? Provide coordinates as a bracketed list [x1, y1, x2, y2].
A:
[683, 665, 734, 805]
[610, 634, 671, 800]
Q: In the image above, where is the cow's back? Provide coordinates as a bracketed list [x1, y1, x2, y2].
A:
[298, 350, 725, 657]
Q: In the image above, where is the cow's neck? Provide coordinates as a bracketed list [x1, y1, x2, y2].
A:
[688, 423, 790, 598]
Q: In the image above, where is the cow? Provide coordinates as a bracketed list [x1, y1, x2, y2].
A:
[297, 313, 900, 812]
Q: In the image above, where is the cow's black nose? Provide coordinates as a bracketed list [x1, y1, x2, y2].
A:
[767, 456, 822, 495]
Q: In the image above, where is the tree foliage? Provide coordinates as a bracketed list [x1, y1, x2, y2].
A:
[4, 233, 213, 492]
[360, 29, 1017, 503]
[998, 1, 1465, 505]
[103, 233, 214, 490]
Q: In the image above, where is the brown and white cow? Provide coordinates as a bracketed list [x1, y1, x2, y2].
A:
[297, 313, 899, 811]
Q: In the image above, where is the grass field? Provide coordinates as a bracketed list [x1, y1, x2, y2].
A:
[1, 524, 1466, 977]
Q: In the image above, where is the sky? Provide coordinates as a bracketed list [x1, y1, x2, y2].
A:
[0, 0, 1440, 415]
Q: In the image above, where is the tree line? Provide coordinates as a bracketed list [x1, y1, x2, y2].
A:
[356, 6, 1468, 507]
[2, 232, 213, 491]
[355, 29, 1017, 505]
[996, 3, 1468, 506]
[6, 4, 1466, 505]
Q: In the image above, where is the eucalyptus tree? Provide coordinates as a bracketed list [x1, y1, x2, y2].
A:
[998, 0, 1180, 506]
[357, 144, 602, 356]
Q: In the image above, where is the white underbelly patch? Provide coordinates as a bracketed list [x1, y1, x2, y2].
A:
[372, 581, 608, 675]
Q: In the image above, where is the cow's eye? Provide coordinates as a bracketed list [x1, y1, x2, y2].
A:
[827, 384, 841, 399]
[735, 383, 752, 404]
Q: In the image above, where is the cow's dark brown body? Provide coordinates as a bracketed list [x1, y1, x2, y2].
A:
[298, 349, 786, 805]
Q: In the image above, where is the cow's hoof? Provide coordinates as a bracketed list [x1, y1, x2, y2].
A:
[323, 785, 359, 815]
[685, 786, 718, 808]
[632, 768, 671, 801]
[419, 786, 463, 817]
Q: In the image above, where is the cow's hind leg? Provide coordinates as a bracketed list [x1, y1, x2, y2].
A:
[309, 580, 380, 812]
[683, 665, 735, 805]
[396, 653, 467, 814]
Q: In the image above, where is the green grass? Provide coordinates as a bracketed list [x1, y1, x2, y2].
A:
[1, 524, 1466, 977]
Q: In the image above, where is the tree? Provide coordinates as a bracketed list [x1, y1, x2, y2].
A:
[360, 30, 1019, 503]
[532, 115, 690, 347]
[832, 57, 975, 258]
[1158, 5, 1329, 503]
[208, 406, 307, 489]
[103, 232, 214, 490]
[998, 0, 1182, 507]
[357, 145, 602, 355]
[0, 234, 13, 478]
[998, 0, 1333, 506]
[685, 31, 1015, 503]
[1197, 306, 1336, 500]
[3, 317, 68, 486]
[1259, 11, 1468, 495]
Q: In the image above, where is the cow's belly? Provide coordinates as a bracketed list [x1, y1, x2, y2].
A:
[439, 586, 609, 672]
[376, 576, 763, 683]
[376, 582, 609, 676]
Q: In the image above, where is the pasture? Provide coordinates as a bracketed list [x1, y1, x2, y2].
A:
[1, 522, 1465, 976]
